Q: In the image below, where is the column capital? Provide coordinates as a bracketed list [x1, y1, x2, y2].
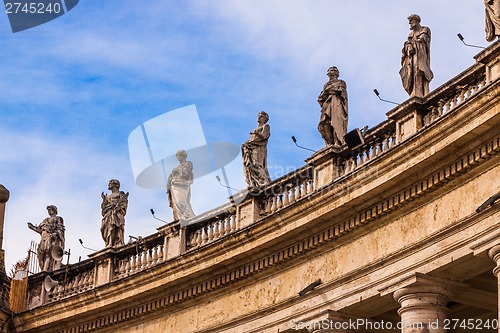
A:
[488, 245, 500, 277]
[488, 244, 500, 262]
[389, 274, 467, 333]
[381, 272, 467, 299]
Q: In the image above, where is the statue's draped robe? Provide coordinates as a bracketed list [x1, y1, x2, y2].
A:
[242, 124, 271, 187]
[485, 0, 500, 42]
[167, 161, 195, 221]
[101, 191, 128, 247]
[317, 79, 348, 146]
[400, 26, 433, 98]
[37, 216, 64, 271]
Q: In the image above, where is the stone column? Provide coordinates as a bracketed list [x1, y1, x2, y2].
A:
[488, 245, 500, 332]
[394, 283, 453, 333]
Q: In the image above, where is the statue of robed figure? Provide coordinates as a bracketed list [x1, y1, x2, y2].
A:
[167, 150, 196, 221]
[101, 179, 128, 247]
[242, 111, 272, 187]
[400, 14, 433, 98]
[317, 66, 348, 146]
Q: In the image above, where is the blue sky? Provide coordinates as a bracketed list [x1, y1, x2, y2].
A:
[0, 1, 489, 270]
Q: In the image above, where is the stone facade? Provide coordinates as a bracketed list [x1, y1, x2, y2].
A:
[6, 41, 500, 333]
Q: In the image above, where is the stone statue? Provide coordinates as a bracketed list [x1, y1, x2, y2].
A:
[166, 150, 195, 221]
[101, 179, 128, 247]
[27, 205, 65, 271]
[317, 66, 348, 146]
[0, 185, 10, 250]
[0, 185, 9, 204]
[485, 0, 500, 41]
[400, 14, 433, 98]
[242, 111, 271, 187]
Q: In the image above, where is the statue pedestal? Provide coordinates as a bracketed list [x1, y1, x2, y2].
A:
[476, 39, 500, 84]
[306, 145, 343, 190]
[88, 247, 118, 286]
[387, 97, 425, 144]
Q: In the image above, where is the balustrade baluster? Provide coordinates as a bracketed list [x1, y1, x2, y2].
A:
[296, 183, 302, 200]
[344, 158, 352, 173]
[220, 217, 228, 236]
[277, 194, 283, 209]
[391, 133, 397, 147]
[269, 196, 276, 212]
[137, 251, 143, 270]
[118, 260, 125, 275]
[307, 179, 314, 194]
[190, 231, 197, 248]
[447, 99, 453, 113]
[78, 274, 85, 290]
[125, 257, 131, 274]
[289, 186, 296, 204]
[196, 229, 202, 246]
[208, 223, 214, 241]
[459, 87, 467, 104]
[365, 148, 371, 162]
[230, 215, 237, 232]
[377, 141, 384, 156]
[130, 254, 136, 271]
[384, 135, 391, 151]
[358, 151, 365, 166]
[158, 244, 164, 261]
[86, 271, 93, 288]
[152, 245, 158, 264]
[69, 276, 77, 293]
[202, 227, 208, 244]
[283, 188, 290, 206]
[147, 248, 153, 266]
[81, 272, 89, 289]
[369, 145, 376, 159]
[214, 220, 219, 239]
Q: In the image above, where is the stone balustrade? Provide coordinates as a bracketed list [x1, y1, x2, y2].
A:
[422, 64, 487, 126]
[257, 166, 314, 217]
[113, 236, 165, 279]
[343, 121, 397, 176]
[186, 211, 238, 250]
[47, 269, 94, 302]
[35, 260, 96, 305]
